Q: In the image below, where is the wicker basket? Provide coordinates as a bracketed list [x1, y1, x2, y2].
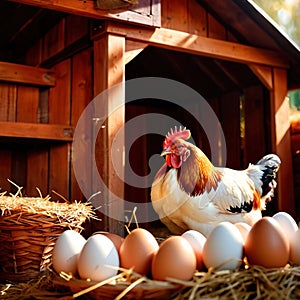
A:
[0, 193, 94, 282]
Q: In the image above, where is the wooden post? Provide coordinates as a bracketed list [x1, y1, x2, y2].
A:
[93, 33, 125, 234]
[271, 68, 295, 216]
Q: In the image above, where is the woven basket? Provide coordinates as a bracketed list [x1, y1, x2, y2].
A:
[0, 193, 94, 282]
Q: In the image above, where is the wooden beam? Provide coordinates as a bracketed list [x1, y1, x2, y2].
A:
[9, 0, 159, 26]
[100, 22, 290, 68]
[249, 64, 273, 90]
[0, 122, 73, 141]
[125, 40, 147, 65]
[0, 61, 55, 86]
[93, 33, 125, 235]
[270, 68, 295, 216]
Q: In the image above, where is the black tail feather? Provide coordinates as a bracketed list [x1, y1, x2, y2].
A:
[256, 154, 281, 197]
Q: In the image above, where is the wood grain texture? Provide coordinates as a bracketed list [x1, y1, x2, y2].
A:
[0, 122, 73, 140]
[93, 34, 125, 233]
[9, 0, 160, 26]
[70, 48, 93, 202]
[0, 61, 55, 86]
[16, 86, 39, 123]
[104, 23, 290, 68]
[271, 68, 295, 215]
[0, 83, 17, 121]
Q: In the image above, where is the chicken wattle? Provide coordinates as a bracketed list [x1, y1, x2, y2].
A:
[151, 126, 281, 236]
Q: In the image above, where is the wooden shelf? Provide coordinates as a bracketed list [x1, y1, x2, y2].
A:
[0, 122, 73, 141]
[0, 61, 55, 86]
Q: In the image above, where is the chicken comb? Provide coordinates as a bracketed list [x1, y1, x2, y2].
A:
[163, 126, 191, 147]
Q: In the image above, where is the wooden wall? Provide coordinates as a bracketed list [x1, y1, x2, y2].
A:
[0, 15, 93, 204]
[0, 0, 295, 232]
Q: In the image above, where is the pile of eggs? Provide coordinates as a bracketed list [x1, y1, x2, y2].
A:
[52, 211, 300, 282]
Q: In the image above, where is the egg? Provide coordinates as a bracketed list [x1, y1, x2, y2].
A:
[78, 234, 119, 281]
[52, 229, 86, 275]
[234, 222, 251, 244]
[244, 217, 289, 268]
[290, 229, 300, 265]
[202, 222, 244, 271]
[182, 230, 206, 270]
[119, 228, 159, 275]
[272, 212, 298, 242]
[151, 236, 196, 281]
[92, 231, 123, 252]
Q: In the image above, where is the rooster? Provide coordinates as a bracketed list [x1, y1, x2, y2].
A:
[151, 126, 281, 236]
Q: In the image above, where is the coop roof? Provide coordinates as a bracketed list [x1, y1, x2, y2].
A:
[198, 0, 300, 88]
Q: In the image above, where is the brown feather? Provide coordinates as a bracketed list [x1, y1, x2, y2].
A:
[177, 142, 222, 196]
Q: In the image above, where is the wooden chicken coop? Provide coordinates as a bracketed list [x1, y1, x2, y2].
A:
[0, 0, 300, 235]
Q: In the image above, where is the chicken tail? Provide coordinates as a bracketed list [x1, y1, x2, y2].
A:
[255, 154, 281, 200]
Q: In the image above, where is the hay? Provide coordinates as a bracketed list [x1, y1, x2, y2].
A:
[171, 264, 300, 299]
[0, 184, 96, 282]
[1, 264, 300, 299]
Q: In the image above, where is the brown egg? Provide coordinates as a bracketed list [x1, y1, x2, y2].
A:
[119, 228, 159, 275]
[92, 231, 124, 252]
[244, 217, 289, 268]
[151, 236, 196, 281]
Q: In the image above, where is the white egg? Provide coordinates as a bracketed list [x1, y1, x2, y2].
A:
[78, 234, 119, 282]
[272, 212, 298, 242]
[52, 230, 86, 275]
[290, 229, 300, 265]
[203, 222, 244, 271]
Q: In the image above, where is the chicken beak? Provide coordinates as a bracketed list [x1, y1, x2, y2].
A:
[161, 149, 172, 156]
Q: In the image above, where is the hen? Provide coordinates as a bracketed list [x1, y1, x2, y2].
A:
[151, 126, 281, 236]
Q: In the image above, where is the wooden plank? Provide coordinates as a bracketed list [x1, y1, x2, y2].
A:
[65, 15, 89, 47]
[49, 144, 70, 201]
[49, 59, 71, 124]
[161, 0, 188, 31]
[187, 0, 207, 36]
[207, 13, 226, 39]
[271, 68, 295, 215]
[249, 64, 273, 90]
[243, 85, 266, 165]
[0, 122, 73, 140]
[220, 91, 241, 169]
[11, 150, 27, 193]
[70, 48, 93, 202]
[0, 83, 17, 121]
[17, 86, 48, 196]
[16, 86, 39, 123]
[42, 18, 65, 61]
[93, 34, 125, 234]
[9, 0, 160, 27]
[38, 88, 49, 123]
[26, 146, 49, 196]
[124, 104, 149, 223]
[0, 61, 55, 86]
[0, 149, 12, 192]
[102, 22, 290, 68]
[48, 58, 71, 200]
[25, 38, 43, 66]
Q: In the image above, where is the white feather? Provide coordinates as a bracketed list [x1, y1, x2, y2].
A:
[151, 165, 264, 237]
